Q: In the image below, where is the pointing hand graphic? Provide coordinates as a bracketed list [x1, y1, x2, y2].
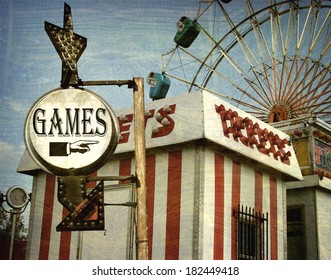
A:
[49, 140, 99, 156]
[69, 140, 99, 154]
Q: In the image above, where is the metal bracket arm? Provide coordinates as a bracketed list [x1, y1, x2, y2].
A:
[86, 175, 137, 183]
[77, 79, 134, 88]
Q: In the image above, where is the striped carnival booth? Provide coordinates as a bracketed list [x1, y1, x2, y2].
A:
[18, 90, 302, 260]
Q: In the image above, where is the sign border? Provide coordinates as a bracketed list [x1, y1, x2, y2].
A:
[24, 87, 119, 176]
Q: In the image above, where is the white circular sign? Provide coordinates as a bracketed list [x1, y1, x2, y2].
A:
[24, 88, 119, 175]
[6, 186, 30, 209]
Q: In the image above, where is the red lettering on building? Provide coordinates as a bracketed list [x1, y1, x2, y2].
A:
[215, 104, 291, 165]
[145, 109, 155, 128]
[151, 105, 176, 138]
[117, 105, 176, 144]
[117, 113, 133, 144]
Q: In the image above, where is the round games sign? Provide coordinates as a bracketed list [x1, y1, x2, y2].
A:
[24, 88, 119, 176]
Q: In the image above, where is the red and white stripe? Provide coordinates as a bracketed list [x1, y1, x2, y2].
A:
[26, 143, 285, 260]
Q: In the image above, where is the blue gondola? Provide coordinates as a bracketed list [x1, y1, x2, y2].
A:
[147, 72, 171, 100]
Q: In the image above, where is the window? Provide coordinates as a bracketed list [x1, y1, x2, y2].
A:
[234, 205, 269, 260]
[287, 206, 306, 260]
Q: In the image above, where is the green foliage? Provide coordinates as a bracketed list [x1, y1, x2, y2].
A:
[0, 208, 28, 241]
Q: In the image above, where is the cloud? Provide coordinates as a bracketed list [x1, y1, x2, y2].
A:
[9, 100, 28, 113]
[0, 140, 32, 193]
[0, 140, 14, 153]
[0, 140, 25, 164]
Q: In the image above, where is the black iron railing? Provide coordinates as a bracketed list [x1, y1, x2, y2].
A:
[233, 205, 269, 260]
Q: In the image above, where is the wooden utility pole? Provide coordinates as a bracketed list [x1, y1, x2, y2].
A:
[133, 77, 149, 260]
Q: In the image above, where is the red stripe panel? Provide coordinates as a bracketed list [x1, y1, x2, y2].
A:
[87, 171, 98, 189]
[165, 150, 182, 260]
[255, 170, 264, 259]
[146, 154, 156, 260]
[119, 158, 132, 184]
[270, 176, 278, 260]
[231, 160, 241, 260]
[214, 153, 224, 260]
[254, 170, 263, 212]
[39, 174, 56, 260]
[59, 209, 71, 260]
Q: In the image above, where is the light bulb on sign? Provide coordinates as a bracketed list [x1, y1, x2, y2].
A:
[6, 186, 30, 209]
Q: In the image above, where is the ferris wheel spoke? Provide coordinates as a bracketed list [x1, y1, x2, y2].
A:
[261, 62, 277, 104]
[196, 0, 215, 21]
[297, 2, 318, 52]
[165, 73, 270, 114]
[319, 19, 331, 56]
[270, 4, 288, 101]
[164, 72, 199, 89]
[214, 46, 258, 87]
[285, 1, 299, 55]
[250, 36, 275, 103]
[308, 7, 331, 56]
[212, 0, 267, 79]
[316, 107, 331, 119]
[247, 0, 279, 105]
[320, 39, 331, 58]
[300, 59, 327, 97]
[287, 63, 331, 105]
[201, 84, 269, 113]
[246, 0, 273, 64]
[291, 80, 331, 111]
[299, 80, 331, 111]
[290, 61, 331, 101]
[278, 55, 292, 102]
[284, 56, 316, 100]
[270, 3, 286, 56]
[161, 47, 178, 72]
[251, 67, 274, 107]
[243, 76, 275, 109]
[295, 100, 331, 115]
[277, 2, 300, 102]
[201, 37, 279, 109]
[178, 46, 271, 109]
[317, 111, 331, 117]
[279, 2, 307, 102]
[297, 32, 331, 96]
[284, 56, 317, 102]
[292, 89, 331, 112]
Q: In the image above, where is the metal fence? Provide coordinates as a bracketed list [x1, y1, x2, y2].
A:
[233, 205, 269, 260]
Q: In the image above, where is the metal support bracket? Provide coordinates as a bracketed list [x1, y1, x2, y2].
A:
[56, 174, 137, 231]
[56, 176, 105, 231]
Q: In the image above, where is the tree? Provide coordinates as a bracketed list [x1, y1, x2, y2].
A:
[0, 207, 28, 241]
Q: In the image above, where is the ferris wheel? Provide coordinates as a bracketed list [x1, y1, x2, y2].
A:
[148, 0, 331, 125]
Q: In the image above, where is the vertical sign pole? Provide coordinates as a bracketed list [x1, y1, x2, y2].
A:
[133, 77, 149, 260]
[9, 211, 17, 260]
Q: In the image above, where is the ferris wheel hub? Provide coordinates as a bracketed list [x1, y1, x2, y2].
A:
[269, 103, 293, 123]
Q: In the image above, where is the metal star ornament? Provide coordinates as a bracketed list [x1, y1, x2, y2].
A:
[45, 2, 87, 88]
